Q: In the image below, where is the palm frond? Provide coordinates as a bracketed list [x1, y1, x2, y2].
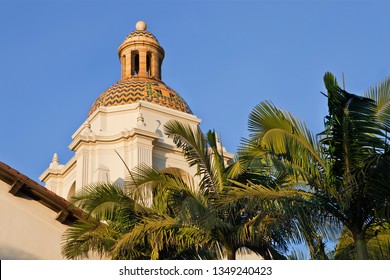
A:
[364, 75, 390, 134]
[164, 120, 220, 194]
[246, 100, 326, 184]
[322, 73, 388, 212]
[225, 180, 314, 204]
[207, 130, 226, 193]
[61, 219, 116, 259]
[72, 183, 138, 221]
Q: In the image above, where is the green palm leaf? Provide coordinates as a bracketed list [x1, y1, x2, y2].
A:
[61, 219, 117, 259]
[247, 100, 326, 188]
[364, 76, 390, 133]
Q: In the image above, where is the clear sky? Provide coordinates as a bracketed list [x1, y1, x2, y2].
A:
[1, 0, 390, 184]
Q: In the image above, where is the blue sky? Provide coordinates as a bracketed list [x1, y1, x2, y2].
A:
[1, 0, 390, 185]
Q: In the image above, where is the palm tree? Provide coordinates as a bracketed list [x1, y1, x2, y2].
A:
[61, 181, 212, 260]
[335, 224, 390, 259]
[61, 120, 298, 260]
[239, 72, 390, 259]
[130, 120, 293, 260]
[224, 149, 334, 260]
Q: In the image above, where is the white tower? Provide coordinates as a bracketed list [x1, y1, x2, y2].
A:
[39, 21, 232, 200]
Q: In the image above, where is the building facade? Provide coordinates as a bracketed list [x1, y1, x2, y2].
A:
[0, 162, 82, 259]
[39, 21, 233, 200]
[0, 21, 262, 260]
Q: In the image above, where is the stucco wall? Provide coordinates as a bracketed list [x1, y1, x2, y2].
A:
[0, 180, 68, 259]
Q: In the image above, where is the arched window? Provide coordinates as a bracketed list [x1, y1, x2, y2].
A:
[131, 51, 139, 76]
[158, 56, 162, 79]
[67, 182, 76, 201]
[121, 55, 126, 77]
[146, 52, 152, 76]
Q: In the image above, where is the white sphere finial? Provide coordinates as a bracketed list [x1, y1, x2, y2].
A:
[136, 21, 147, 31]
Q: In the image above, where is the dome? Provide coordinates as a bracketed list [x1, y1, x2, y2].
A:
[88, 21, 192, 117]
[121, 21, 159, 45]
[124, 30, 159, 44]
[88, 78, 192, 116]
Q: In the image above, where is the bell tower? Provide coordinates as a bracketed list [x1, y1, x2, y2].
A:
[40, 21, 225, 202]
[118, 21, 165, 80]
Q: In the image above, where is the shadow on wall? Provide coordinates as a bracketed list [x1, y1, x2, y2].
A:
[0, 244, 40, 260]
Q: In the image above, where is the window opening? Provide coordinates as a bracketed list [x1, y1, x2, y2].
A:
[146, 53, 152, 76]
[132, 51, 139, 76]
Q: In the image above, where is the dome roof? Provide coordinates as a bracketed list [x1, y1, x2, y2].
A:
[121, 21, 159, 45]
[88, 78, 192, 116]
[89, 21, 192, 117]
[125, 30, 159, 44]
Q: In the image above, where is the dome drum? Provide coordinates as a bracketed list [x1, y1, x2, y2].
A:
[118, 22, 164, 80]
[119, 47, 163, 80]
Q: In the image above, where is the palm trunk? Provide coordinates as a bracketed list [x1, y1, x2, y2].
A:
[353, 231, 369, 260]
[226, 248, 236, 260]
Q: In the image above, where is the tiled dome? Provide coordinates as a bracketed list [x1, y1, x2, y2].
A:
[125, 30, 159, 43]
[89, 21, 192, 117]
[88, 78, 192, 116]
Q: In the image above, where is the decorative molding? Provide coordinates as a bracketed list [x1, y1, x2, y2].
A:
[69, 127, 160, 151]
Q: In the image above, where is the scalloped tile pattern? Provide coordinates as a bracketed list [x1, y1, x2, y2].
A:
[125, 30, 159, 43]
[88, 78, 192, 116]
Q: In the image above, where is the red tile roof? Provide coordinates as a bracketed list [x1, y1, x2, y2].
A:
[0, 161, 83, 223]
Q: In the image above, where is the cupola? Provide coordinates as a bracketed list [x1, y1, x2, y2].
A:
[118, 21, 164, 80]
[88, 21, 192, 116]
